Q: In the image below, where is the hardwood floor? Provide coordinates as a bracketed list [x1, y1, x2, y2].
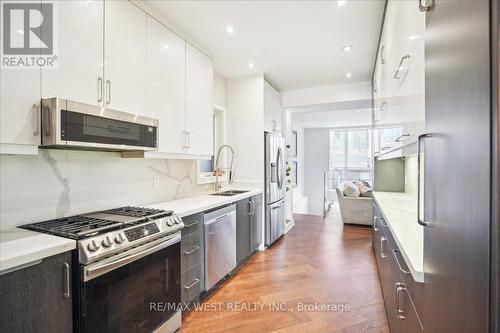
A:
[181, 210, 389, 333]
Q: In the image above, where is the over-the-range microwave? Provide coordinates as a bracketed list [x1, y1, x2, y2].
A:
[40, 98, 159, 151]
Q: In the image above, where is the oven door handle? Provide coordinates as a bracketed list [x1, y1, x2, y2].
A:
[84, 233, 181, 282]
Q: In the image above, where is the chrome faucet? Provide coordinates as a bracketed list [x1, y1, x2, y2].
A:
[214, 145, 235, 192]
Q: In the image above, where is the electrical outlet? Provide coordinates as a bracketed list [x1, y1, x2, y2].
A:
[153, 175, 160, 188]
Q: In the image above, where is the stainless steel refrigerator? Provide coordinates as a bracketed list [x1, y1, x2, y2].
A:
[264, 132, 285, 246]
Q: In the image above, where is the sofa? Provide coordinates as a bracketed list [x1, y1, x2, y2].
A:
[336, 186, 373, 226]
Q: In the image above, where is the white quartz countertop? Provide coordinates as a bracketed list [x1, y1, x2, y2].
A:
[373, 191, 424, 283]
[0, 228, 76, 274]
[0, 189, 262, 275]
[146, 189, 263, 217]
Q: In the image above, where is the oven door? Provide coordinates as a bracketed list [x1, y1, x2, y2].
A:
[80, 233, 180, 333]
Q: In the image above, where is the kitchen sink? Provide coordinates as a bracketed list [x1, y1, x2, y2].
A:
[211, 190, 249, 196]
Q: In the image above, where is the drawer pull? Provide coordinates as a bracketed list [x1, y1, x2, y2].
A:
[380, 236, 387, 258]
[393, 249, 411, 274]
[395, 282, 407, 319]
[184, 278, 200, 290]
[184, 220, 199, 228]
[373, 216, 379, 231]
[184, 246, 199, 255]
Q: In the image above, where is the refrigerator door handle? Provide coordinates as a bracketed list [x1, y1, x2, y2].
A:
[417, 133, 432, 227]
[276, 147, 283, 190]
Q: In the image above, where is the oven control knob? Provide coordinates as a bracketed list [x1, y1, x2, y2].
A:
[174, 216, 182, 224]
[114, 234, 125, 244]
[166, 218, 174, 227]
[87, 240, 100, 252]
[102, 236, 114, 248]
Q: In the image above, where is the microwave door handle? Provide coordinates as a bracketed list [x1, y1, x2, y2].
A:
[84, 233, 180, 281]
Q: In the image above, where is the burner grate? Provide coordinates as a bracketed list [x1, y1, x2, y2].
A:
[102, 206, 172, 218]
[20, 215, 122, 240]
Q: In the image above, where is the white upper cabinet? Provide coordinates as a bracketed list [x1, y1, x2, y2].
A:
[146, 17, 186, 155]
[264, 81, 282, 134]
[104, 0, 147, 115]
[0, 68, 41, 151]
[373, 0, 425, 153]
[41, 0, 104, 106]
[185, 43, 214, 157]
[0, 3, 42, 152]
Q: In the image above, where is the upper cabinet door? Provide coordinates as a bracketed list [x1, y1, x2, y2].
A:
[0, 1, 42, 148]
[185, 43, 214, 157]
[104, 1, 146, 115]
[42, 0, 104, 106]
[146, 17, 186, 154]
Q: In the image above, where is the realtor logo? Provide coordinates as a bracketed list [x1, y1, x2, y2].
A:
[1, 1, 58, 68]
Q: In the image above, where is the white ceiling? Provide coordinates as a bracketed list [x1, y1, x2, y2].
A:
[145, 0, 385, 91]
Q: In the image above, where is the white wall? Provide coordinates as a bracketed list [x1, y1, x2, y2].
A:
[291, 126, 308, 214]
[303, 128, 330, 216]
[0, 150, 211, 229]
[282, 81, 372, 108]
[226, 74, 265, 187]
[213, 73, 227, 108]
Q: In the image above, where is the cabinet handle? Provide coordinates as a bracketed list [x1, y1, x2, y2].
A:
[373, 216, 379, 231]
[182, 131, 188, 149]
[395, 282, 407, 319]
[394, 134, 410, 143]
[379, 101, 388, 113]
[417, 133, 432, 226]
[184, 278, 200, 290]
[97, 77, 103, 103]
[418, 0, 433, 12]
[105, 80, 111, 105]
[186, 131, 190, 149]
[392, 249, 411, 274]
[184, 246, 199, 255]
[394, 55, 411, 79]
[248, 200, 255, 215]
[32, 103, 39, 136]
[380, 236, 387, 258]
[63, 262, 70, 298]
[380, 45, 386, 64]
[184, 220, 199, 228]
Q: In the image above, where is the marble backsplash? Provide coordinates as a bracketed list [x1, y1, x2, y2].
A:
[0, 149, 212, 229]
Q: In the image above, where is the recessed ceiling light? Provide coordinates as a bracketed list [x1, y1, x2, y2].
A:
[345, 72, 353, 78]
[226, 25, 235, 34]
[341, 45, 353, 52]
[408, 35, 420, 40]
[17, 29, 24, 34]
[248, 63, 254, 69]
[336, 1, 347, 7]
[163, 44, 169, 49]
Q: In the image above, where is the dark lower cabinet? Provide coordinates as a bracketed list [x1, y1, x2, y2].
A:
[373, 203, 423, 333]
[250, 194, 262, 253]
[0, 251, 73, 333]
[236, 194, 262, 265]
[180, 213, 204, 307]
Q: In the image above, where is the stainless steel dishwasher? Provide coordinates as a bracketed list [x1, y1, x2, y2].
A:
[204, 204, 236, 291]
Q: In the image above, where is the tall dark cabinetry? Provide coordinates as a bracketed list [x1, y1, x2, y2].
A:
[423, 1, 491, 332]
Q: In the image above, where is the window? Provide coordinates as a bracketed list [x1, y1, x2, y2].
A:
[329, 128, 371, 170]
[328, 128, 372, 195]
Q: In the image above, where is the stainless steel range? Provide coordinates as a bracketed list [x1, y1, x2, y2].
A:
[21, 206, 184, 333]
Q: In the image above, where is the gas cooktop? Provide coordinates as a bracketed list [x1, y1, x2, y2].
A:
[20, 206, 174, 240]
